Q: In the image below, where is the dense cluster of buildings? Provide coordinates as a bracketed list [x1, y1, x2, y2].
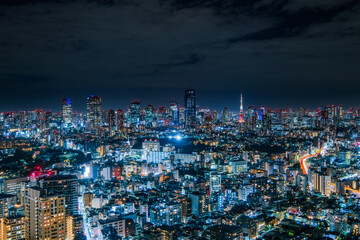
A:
[1, 89, 360, 239]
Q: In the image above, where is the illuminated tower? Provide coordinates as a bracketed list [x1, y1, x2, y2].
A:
[86, 95, 102, 130]
[61, 98, 73, 123]
[239, 93, 245, 124]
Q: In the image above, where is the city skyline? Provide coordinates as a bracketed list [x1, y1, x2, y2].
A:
[0, 90, 357, 113]
[1, 1, 360, 239]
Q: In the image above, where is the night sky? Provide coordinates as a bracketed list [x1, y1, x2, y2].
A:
[1, 0, 360, 112]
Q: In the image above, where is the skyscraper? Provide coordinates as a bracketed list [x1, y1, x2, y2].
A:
[86, 95, 102, 130]
[117, 109, 124, 133]
[222, 107, 230, 123]
[144, 104, 154, 125]
[169, 99, 179, 125]
[185, 89, 196, 127]
[129, 100, 141, 126]
[108, 109, 115, 135]
[61, 98, 73, 123]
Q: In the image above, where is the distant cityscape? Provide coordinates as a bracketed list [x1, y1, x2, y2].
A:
[1, 89, 360, 240]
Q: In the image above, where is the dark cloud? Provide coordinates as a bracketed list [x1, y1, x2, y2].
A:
[242, 0, 357, 41]
[158, 53, 203, 67]
[0, 0, 359, 111]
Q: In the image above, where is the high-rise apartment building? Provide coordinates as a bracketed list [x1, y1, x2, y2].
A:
[25, 187, 66, 240]
[0, 215, 25, 240]
[312, 171, 331, 196]
[66, 214, 83, 240]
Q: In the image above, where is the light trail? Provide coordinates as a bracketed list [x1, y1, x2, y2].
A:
[300, 147, 360, 196]
[299, 148, 324, 175]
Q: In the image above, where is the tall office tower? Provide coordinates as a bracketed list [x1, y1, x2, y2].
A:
[320, 110, 329, 126]
[39, 175, 79, 215]
[86, 95, 102, 130]
[144, 104, 154, 125]
[44, 111, 52, 129]
[108, 109, 115, 135]
[212, 110, 217, 123]
[0, 215, 25, 240]
[239, 93, 245, 124]
[25, 187, 66, 240]
[247, 106, 257, 129]
[262, 114, 272, 131]
[222, 107, 230, 123]
[158, 106, 167, 120]
[129, 100, 141, 126]
[209, 172, 221, 195]
[184, 89, 196, 127]
[337, 105, 343, 118]
[258, 105, 266, 121]
[179, 107, 186, 124]
[61, 98, 73, 123]
[169, 100, 179, 125]
[35, 109, 46, 129]
[18, 111, 25, 128]
[117, 109, 124, 133]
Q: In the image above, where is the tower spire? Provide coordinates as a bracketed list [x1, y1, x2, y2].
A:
[239, 91, 245, 124]
[240, 93, 243, 113]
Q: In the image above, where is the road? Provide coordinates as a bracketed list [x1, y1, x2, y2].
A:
[299, 148, 324, 175]
[299, 147, 360, 196]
